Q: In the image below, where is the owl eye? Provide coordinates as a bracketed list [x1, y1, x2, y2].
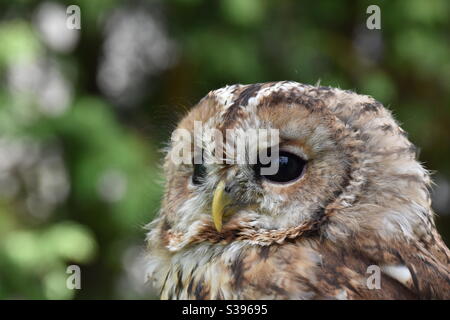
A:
[192, 163, 207, 185]
[255, 151, 306, 183]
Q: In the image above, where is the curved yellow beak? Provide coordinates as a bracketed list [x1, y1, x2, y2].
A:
[212, 180, 233, 232]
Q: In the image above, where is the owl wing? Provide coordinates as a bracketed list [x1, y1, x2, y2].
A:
[314, 235, 450, 300]
[237, 236, 450, 300]
[378, 236, 450, 299]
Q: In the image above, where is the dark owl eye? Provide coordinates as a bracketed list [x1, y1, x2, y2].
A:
[192, 163, 207, 185]
[255, 151, 306, 183]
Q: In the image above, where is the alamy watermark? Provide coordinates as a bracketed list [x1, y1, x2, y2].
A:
[366, 5, 381, 30]
[66, 265, 81, 290]
[366, 265, 381, 290]
[66, 5, 81, 30]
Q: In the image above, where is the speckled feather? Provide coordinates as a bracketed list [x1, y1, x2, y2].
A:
[145, 81, 450, 299]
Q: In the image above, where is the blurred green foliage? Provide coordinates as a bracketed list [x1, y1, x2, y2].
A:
[0, 0, 449, 299]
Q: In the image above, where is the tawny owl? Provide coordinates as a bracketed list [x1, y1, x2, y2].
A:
[145, 81, 450, 299]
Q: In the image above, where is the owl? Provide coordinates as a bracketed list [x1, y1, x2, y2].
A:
[145, 81, 450, 299]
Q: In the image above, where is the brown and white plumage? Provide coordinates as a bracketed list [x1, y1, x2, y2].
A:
[145, 81, 450, 299]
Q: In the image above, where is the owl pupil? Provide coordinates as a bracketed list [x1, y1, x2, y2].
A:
[255, 151, 306, 183]
[192, 163, 207, 185]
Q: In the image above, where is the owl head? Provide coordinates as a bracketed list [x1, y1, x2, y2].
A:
[147, 81, 432, 256]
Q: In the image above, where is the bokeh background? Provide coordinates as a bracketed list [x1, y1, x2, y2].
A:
[0, 0, 449, 299]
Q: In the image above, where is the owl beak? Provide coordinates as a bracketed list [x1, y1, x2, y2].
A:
[212, 180, 233, 232]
